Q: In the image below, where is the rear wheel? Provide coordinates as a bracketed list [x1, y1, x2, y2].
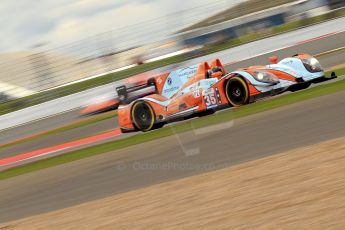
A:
[225, 77, 249, 106]
[131, 101, 156, 132]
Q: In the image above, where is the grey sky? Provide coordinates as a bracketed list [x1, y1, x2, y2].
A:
[0, 0, 243, 53]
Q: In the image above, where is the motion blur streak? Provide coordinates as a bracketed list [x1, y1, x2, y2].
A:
[0, 128, 122, 167]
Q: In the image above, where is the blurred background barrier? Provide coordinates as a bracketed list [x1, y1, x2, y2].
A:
[0, 0, 345, 115]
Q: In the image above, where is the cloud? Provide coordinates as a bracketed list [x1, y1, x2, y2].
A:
[0, 0, 242, 53]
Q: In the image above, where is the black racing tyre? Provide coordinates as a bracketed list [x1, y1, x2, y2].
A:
[131, 101, 156, 132]
[225, 77, 249, 106]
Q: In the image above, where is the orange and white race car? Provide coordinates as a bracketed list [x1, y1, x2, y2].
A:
[118, 54, 336, 132]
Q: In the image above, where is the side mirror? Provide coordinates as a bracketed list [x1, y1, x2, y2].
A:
[269, 56, 278, 64]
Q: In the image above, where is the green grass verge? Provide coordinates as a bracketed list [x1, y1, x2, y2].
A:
[0, 111, 117, 151]
[334, 67, 345, 76]
[1, 11, 344, 116]
[274, 9, 345, 33]
[0, 69, 344, 180]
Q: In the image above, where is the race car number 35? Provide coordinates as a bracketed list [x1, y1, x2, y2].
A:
[203, 88, 218, 108]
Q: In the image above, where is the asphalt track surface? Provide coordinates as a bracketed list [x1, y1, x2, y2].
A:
[1, 90, 345, 223]
[0, 115, 118, 159]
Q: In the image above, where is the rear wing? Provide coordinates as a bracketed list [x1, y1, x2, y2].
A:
[116, 78, 156, 104]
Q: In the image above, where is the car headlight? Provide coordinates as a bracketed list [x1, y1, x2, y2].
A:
[253, 70, 279, 85]
[302, 57, 323, 73]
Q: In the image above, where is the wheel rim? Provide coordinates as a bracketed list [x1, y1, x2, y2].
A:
[226, 78, 248, 106]
[132, 102, 154, 131]
[233, 87, 241, 97]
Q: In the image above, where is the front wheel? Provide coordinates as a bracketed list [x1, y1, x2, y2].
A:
[131, 101, 156, 132]
[225, 77, 249, 107]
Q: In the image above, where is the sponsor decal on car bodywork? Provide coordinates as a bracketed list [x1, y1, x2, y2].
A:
[162, 65, 198, 98]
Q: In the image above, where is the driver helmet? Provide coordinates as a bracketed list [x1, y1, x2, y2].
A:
[207, 66, 224, 78]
